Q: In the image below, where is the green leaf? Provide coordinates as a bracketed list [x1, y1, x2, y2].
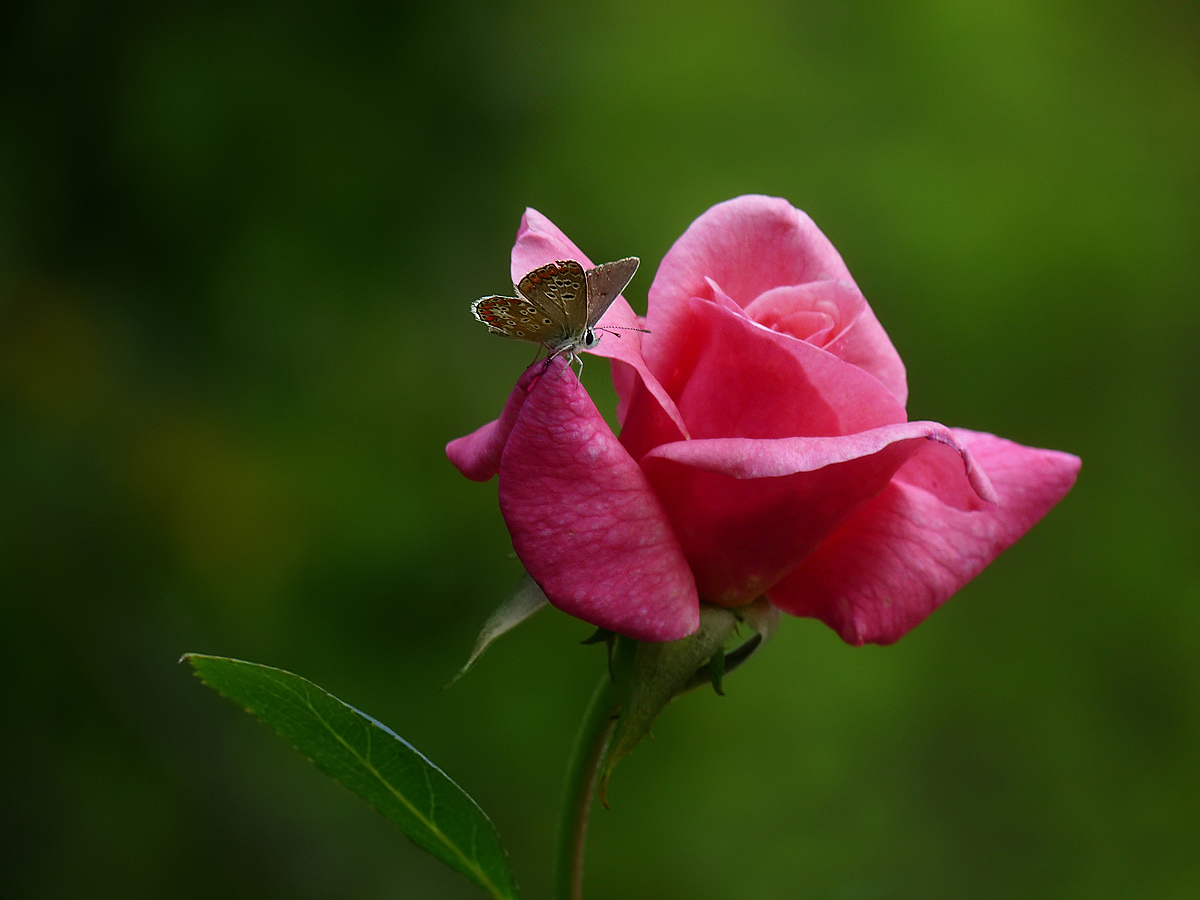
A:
[184, 654, 519, 900]
[445, 573, 548, 688]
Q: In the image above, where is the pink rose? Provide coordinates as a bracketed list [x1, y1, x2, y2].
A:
[448, 196, 1080, 644]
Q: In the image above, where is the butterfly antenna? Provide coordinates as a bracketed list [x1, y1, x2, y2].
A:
[597, 325, 651, 339]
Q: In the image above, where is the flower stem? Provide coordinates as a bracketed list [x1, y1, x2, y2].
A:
[555, 639, 632, 900]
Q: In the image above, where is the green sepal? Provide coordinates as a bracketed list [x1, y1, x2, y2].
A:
[709, 647, 726, 696]
[596, 605, 740, 804]
[682, 597, 781, 693]
[445, 573, 548, 688]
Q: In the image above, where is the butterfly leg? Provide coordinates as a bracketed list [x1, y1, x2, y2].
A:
[537, 343, 560, 375]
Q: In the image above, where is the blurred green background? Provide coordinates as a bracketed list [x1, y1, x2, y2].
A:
[2, 1, 1197, 898]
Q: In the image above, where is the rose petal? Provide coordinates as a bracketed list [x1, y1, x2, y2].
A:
[643, 195, 858, 382]
[617, 292, 905, 462]
[771, 309, 837, 344]
[511, 207, 595, 281]
[640, 422, 988, 607]
[667, 296, 906, 442]
[824, 291, 908, 406]
[497, 357, 699, 641]
[745, 280, 908, 405]
[590, 302, 688, 440]
[446, 364, 540, 482]
[612, 356, 690, 463]
[768, 430, 1081, 645]
[652, 194, 856, 309]
[745, 282, 855, 343]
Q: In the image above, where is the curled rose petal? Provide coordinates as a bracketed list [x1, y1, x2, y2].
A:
[660, 296, 905, 442]
[768, 430, 1081, 644]
[641, 423, 993, 607]
[744, 280, 908, 405]
[497, 358, 699, 641]
[644, 195, 860, 383]
[511, 208, 595, 283]
[650, 194, 856, 312]
[613, 355, 690, 464]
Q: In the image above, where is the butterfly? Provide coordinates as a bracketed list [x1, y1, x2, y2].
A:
[471, 257, 641, 373]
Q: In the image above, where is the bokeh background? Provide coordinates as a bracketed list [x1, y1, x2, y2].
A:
[2, 2, 1198, 898]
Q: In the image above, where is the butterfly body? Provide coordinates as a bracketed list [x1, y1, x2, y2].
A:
[472, 257, 639, 365]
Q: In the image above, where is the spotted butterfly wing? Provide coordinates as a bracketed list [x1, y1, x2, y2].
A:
[584, 257, 639, 326]
[471, 294, 565, 345]
[517, 260, 588, 342]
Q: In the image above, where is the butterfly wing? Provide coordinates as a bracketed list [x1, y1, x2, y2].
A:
[585, 257, 639, 326]
[518, 260, 588, 332]
[472, 294, 563, 344]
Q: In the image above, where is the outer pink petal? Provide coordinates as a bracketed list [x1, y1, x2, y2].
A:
[512, 208, 688, 438]
[643, 195, 856, 381]
[639, 422, 991, 608]
[769, 430, 1081, 645]
[511, 207, 595, 280]
[666, 297, 906, 442]
[445, 364, 540, 482]
[497, 357, 699, 641]
[651, 194, 855, 309]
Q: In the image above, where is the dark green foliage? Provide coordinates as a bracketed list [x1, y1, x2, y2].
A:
[185, 655, 518, 900]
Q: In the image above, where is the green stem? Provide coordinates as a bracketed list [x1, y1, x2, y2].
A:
[555, 640, 632, 900]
